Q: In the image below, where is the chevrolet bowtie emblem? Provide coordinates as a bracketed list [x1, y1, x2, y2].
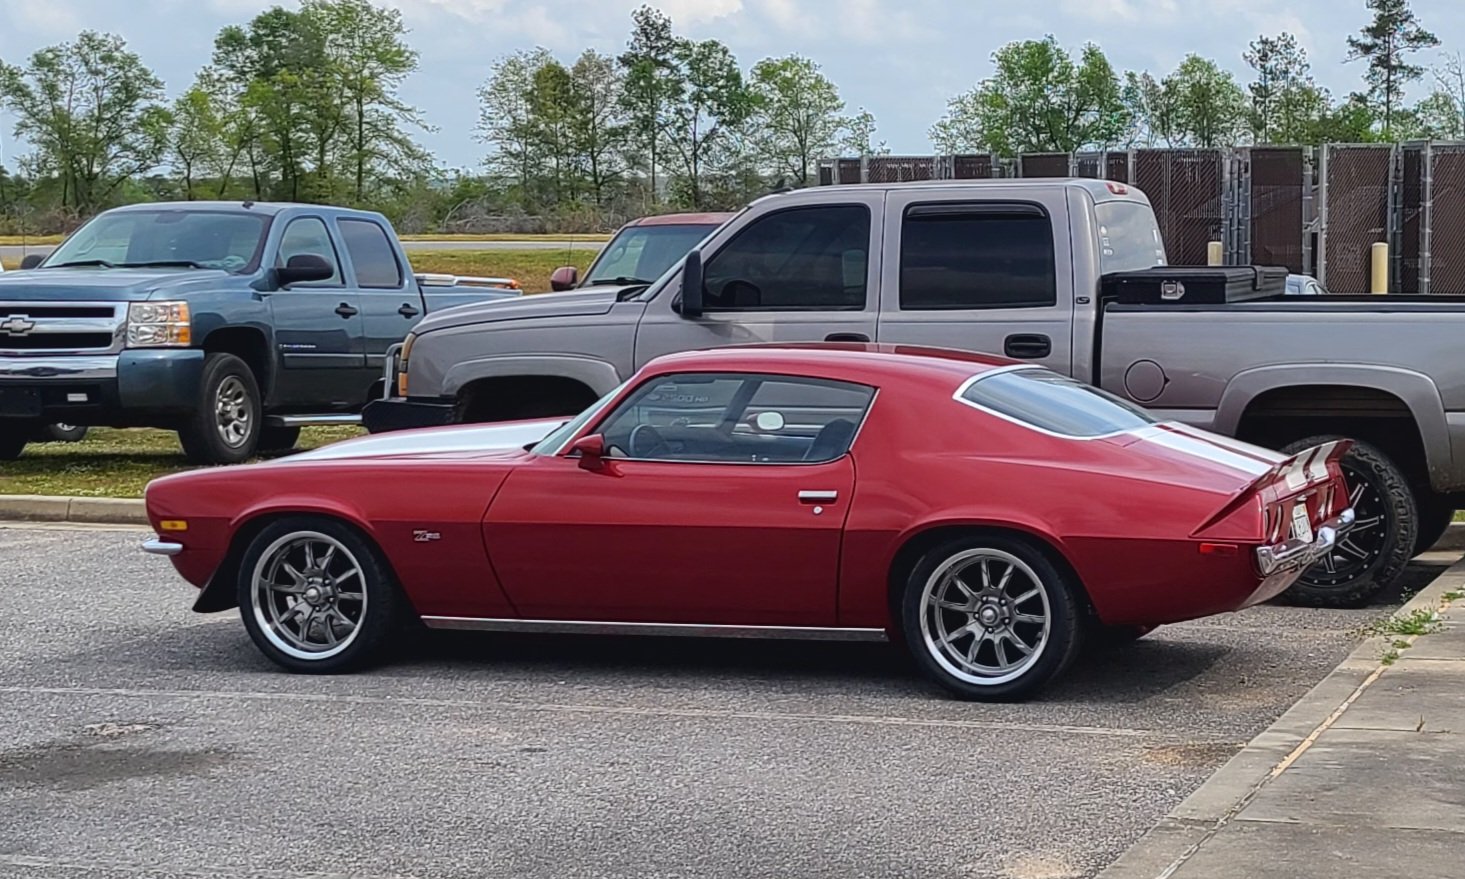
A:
[1, 315, 37, 336]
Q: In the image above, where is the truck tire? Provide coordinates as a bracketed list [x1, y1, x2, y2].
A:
[1279, 436, 1416, 608]
[35, 423, 88, 443]
[259, 425, 302, 454]
[1414, 494, 1455, 556]
[178, 353, 262, 465]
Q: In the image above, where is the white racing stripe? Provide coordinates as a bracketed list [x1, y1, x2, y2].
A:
[1131, 425, 1275, 477]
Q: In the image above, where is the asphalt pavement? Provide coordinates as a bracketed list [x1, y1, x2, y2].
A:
[0, 240, 601, 266]
[0, 522, 1451, 879]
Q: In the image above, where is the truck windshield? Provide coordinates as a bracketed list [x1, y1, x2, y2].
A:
[1094, 201, 1167, 273]
[44, 211, 268, 273]
[585, 223, 719, 286]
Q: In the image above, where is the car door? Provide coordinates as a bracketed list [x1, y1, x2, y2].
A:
[267, 215, 366, 409]
[482, 372, 875, 626]
[633, 195, 883, 368]
[338, 217, 422, 389]
[877, 189, 1075, 374]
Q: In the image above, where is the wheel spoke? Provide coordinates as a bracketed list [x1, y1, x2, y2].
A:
[1010, 588, 1041, 605]
[935, 598, 972, 612]
[994, 636, 1011, 668]
[335, 590, 365, 603]
[304, 541, 318, 570]
[1012, 612, 1045, 626]
[978, 558, 993, 591]
[1350, 482, 1366, 506]
[334, 568, 360, 586]
[995, 564, 1014, 594]
[1005, 629, 1034, 656]
[1350, 515, 1382, 533]
[1338, 538, 1371, 561]
[278, 601, 305, 624]
[948, 572, 975, 601]
[941, 619, 980, 647]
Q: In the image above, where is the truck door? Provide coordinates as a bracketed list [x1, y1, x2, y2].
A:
[633, 193, 882, 367]
[876, 188, 1075, 375]
[267, 215, 367, 409]
[338, 217, 422, 396]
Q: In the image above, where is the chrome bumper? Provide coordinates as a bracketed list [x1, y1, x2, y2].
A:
[0, 354, 120, 381]
[1255, 508, 1356, 576]
[141, 538, 184, 557]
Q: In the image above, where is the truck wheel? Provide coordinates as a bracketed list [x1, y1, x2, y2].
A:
[1414, 494, 1455, 556]
[0, 428, 27, 460]
[35, 423, 89, 443]
[178, 353, 262, 465]
[1280, 436, 1416, 608]
[259, 425, 302, 454]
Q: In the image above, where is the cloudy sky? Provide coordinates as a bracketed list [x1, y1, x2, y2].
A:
[1, 0, 1462, 170]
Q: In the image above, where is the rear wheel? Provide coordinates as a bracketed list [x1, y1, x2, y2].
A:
[35, 423, 88, 443]
[1280, 436, 1415, 608]
[901, 535, 1083, 701]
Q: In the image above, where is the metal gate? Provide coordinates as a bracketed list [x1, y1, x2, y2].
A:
[1319, 144, 1394, 294]
[1133, 149, 1225, 266]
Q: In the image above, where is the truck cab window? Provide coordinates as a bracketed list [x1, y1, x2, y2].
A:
[900, 206, 1057, 310]
[702, 205, 869, 311]
[277, 217, 342, 286]
[340, 219, 405, 289]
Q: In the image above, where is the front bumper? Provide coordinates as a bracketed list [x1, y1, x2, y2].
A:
[361, 397, 455, 433]
[0, 350, 204, 422]
[1255, 508, 1357, 576]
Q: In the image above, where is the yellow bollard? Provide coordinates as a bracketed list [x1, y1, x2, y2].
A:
[1207, 241, 1223, 266]
[1371, 242, 1389, 294]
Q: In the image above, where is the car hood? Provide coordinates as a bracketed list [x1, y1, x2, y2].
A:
[411, 285, 634, 333]
[0, 268, 233, 301]
[284, 418, 568, 462]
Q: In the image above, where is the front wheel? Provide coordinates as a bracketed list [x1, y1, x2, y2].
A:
[1280, 436, 1416, 608]
[901, 535, 1084, 701]
[178, 353, 261, 465]
[236, 517, 408, 674]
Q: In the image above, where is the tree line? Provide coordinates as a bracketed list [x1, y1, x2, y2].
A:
[0, 0, 1456, 235]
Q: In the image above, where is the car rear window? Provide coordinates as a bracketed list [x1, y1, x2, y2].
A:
[957, 368, 1156, 438]
[1094, 201, 1166, 273]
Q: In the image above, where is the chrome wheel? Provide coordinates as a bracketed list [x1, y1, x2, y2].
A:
[250, 531, 367, 661]
[1300, 463, 1385, 587]
[919, 548, 1051, 686]
[214, 376, 252, 448]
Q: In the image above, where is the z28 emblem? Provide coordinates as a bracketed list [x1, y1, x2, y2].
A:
[413, 530, 442, 543]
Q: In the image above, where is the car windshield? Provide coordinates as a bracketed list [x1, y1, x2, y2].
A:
[44, 211, 268, 273]
[958, 368, 1157, 438]
[530, 380, 631, 455]
[584, 223, 719, 286]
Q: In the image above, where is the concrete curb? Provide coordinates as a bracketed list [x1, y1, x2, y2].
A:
[0, 494, 146, 525]
[1097, 552, 1465, 878]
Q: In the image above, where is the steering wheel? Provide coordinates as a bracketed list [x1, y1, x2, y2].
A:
[629, 423, 672, 459]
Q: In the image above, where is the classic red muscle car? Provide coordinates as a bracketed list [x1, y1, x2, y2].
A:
[143, 345, 1354, 700]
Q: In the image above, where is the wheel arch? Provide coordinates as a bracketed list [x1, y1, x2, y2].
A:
[201, 326, 274, 401]
[450, 360, 613, 424]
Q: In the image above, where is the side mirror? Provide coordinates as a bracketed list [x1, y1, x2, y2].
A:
[550, 266, 579, 291]
[678, 250, 704, 318]
[277, 253, 334, 287]
[570, 433, 607, 471]
[20, 254, 44, 269]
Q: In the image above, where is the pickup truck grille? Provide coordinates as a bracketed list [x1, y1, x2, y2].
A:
[0, 301, 125, 355]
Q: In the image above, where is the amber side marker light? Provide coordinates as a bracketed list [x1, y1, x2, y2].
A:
[1198, 543, 1239, 557]
[159, 520, 189, 532]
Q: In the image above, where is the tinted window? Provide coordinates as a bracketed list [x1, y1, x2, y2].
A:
[900, 206, 1056, 309]
[277, 217, 342, 285]
[595, 373, 875, 463]
[702, 206, 869, 311]
[339, 219, 404, 288]
[958, 369, 1156, 438]
[586, 223, 718, 285]
[45, 211, 267, 272]
[1095, 201, 1167, 273]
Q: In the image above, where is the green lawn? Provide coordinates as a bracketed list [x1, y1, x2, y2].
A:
[0, 427, 363, 499]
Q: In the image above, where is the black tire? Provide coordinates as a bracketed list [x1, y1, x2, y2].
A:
[0, 428, 26, 460]
[34, 423, 89, 443]
[258, 425, 302, 454]
[178, 353, 261, 465]
[236, 516, 410, 674]
[1280, 436, 1416, 608]
[1413, 493, 1455, 556]
[900, 534, 1084, 702]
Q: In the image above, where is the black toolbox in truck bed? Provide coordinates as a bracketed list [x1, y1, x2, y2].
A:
[1101, 266, 1289, 305]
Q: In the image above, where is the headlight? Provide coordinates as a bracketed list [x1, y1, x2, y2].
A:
[396, 333, 416, 397]
[127, 301, 192, 347]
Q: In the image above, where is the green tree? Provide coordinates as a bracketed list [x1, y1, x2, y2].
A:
[1347, 0, 1439, 137]
[1245, 33, 1319, 143]
[1121, 71, 1183, 146]
[0, 31, 170, 213]
[567, 50, 627, 207]
[618, 5, 678, 203]
[477, 48, 555, 204]
[1414, 53, 1465, 140]
[929, 37, 1129, 156]
[747, 55, 846, 186]
[1162, 55, 1247, 147]
[660, 37, 751, 209]
[169, 87, 224, 200]
[841, 107, 886, 156]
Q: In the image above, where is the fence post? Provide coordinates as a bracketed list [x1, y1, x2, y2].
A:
[1317, 146, 1330, 289]
[1422, 142, 1433, 295]
[1372, 243, 1390, 293]
[1207, 242, 1224, 266]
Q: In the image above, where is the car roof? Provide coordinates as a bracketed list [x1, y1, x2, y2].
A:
[645, 343, 1023, 385]
[624, 212, 735, 227]
[104, 201, 383, 219]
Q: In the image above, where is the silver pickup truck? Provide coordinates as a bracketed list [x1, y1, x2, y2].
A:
[364, 178, 1465, 606]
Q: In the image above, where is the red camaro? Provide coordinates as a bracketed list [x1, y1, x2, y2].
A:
[143, 345, 1354, 700]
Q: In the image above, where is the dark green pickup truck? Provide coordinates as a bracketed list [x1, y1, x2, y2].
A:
[0, 201, 519, 463]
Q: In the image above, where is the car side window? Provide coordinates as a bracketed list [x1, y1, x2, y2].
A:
[701, 206, 869, 311]
[593, 372, 875, 464]
[276, 217, 342, 286]
[900, 203, 1057, 310]
[339, 219, 405, 289]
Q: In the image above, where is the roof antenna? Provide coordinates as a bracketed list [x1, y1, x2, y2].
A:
[242, 200, 255, 210]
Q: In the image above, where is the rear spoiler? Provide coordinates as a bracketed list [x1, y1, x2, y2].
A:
[1194, 439, 1353, 537]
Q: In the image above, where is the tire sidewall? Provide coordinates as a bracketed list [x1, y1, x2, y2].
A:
[900, 534, 1083, 701]
[236, 516, 404, 674]
[183, 353, 261, 464]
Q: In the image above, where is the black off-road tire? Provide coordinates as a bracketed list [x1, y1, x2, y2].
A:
[1413, 493, 1455, 556]
[236, 516, 410, 674]
[900, 534, 1085, 702]
[258, 425, 302, 454]
[1279, 436, 1416, 608]
[178, 353, 261, 465]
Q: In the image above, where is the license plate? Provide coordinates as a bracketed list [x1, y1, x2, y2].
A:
[1291, 503, 1314, 544]
[0, 387, 42, 418]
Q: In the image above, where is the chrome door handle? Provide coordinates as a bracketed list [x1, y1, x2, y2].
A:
[799, 490, 838, 504]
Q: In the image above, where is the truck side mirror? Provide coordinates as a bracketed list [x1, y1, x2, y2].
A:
[19, 254, 44, 269]
[550, 266, 578, 291]
[678, 250, 704, 318]
[277, 254, 334, 287]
